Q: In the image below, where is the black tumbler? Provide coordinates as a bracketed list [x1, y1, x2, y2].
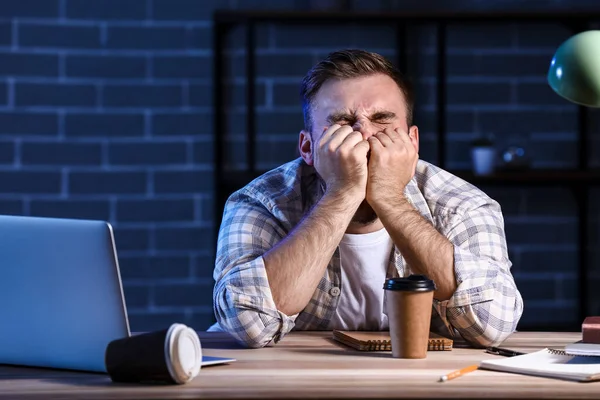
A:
[105, 323, 202, 384]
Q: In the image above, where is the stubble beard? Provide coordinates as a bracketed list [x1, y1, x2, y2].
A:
[315, 175, 378, 226]
[351, 151, 379, 225]
[351, 199, 378, 226]
[350, 152, 378, 226]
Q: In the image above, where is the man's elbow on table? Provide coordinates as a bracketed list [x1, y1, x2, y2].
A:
[459, 297, 524, 348]
[214, 287, 294, 349]
[228, 322, 279, 349]
[467, 326, 515, 349]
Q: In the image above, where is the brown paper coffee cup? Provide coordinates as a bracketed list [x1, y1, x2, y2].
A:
[384, 275, 435, 359]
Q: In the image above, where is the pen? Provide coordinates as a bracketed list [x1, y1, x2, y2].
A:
[438, 364, 478, 382]
[485, 346, 526, 357]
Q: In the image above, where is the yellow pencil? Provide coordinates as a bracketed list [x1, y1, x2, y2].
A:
[438, 364, 479, 382]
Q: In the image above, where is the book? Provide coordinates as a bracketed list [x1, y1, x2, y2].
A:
[479, 348, 600, 382]
[564, 341, 600, 357]
[582, 316, 600, 344]
[332, 330, 453, 351]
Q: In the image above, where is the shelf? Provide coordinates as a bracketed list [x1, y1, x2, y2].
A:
[216, 169, 600, 192]
[214, 9, 600, 23]
[451, 169, 600, 186]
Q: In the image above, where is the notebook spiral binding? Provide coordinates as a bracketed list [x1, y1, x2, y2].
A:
[548, 348, 600, 357]
[428, 340, 449, 351]
[365, 340, 390, 351]
[364, 339, 449, 351]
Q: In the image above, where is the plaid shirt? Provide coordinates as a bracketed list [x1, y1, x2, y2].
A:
[211, 158, 524, 348]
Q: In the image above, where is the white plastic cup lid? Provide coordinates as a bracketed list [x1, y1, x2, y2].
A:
[164, 323, 202, 384]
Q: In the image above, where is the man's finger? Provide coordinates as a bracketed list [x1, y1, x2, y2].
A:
[354, 139, 370, 157]
[339, 131, 364, 151]
[395, 127, 411, 143]
[375, 131, 393, 147]
[384, 127, 399, 143]
[368, 136, 384, 153]
[320, 124, 341, 143]
[326, 125, 355, 150]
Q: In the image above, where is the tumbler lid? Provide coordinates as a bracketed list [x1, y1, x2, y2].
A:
[164, 323, 202, 384]
[383, 274, 436, 292]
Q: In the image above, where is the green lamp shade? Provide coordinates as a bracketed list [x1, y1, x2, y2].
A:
[548, 30, 600, 107]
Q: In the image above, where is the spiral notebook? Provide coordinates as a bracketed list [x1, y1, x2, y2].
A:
[479, 348, 600, 382]
[332, 330, 453, 351]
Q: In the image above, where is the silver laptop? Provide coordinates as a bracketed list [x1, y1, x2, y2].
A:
[0, 215, 234, 373]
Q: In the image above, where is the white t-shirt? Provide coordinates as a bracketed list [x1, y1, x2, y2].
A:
[330, 227, 394, 331]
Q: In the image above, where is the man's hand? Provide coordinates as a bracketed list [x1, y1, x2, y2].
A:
[366, 127, 418, 208]
[314, 124, 370, 200]
[363, 127, 456, 302]
[263, 124, 371, 317]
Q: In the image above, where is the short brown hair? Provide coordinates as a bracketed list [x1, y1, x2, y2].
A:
[300, 49, 414, 133]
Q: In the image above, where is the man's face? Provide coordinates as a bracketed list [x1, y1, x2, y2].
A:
[311, 73, 410, 143]
[300, 73, 418, 226]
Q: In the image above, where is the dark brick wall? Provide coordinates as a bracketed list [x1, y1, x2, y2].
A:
[1, 0, 598, 332]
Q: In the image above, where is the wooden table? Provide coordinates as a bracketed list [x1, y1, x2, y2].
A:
[0, 331, 596, 399]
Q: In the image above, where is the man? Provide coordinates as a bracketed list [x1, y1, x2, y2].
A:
[210, 49, 523, 349]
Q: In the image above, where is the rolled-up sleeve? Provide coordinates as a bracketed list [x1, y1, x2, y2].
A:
[212, 189, 297, 348]
[433, 201, 524, 347]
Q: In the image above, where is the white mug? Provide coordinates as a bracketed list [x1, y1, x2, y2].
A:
[471, 147, 496, 176]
